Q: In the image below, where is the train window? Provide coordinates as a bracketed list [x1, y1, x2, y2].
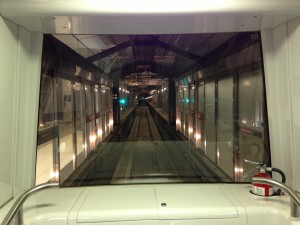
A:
[35, 32, 269, 185]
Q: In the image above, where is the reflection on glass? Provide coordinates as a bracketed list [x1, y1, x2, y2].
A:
[197, 83, 205, 150]
[183, 87, 189, 137]
[205, 82, 216, 163]
[36, 75, 56, 185]
[35, 140, 54, 185]
[101, 86, 107, 139]
[239, 71, 263, 129]
[35, 32, 269, 185]
[188, 85, 195, 141]
[217, 78, 234, 178]
[74, 82, 85, 166]
[58, 79, 74, 183]
[239, 70, 264, 180]
[85, 85, 95, 153]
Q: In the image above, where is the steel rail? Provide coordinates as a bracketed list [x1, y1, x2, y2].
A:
[252, 177, 300, 218]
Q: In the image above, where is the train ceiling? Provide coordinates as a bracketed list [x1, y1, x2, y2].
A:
[53, 33, 238, 87]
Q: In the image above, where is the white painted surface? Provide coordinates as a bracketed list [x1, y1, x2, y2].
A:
[0, 0, 299, 222]
[261, 26, 294, 186]
[1, 0, 300, 33]
[14, 27, 43, 195]
[23, 187, 83, 225]
[224, 184, 294, 225]
[77, 187, 158, 222]
[261, 17, 300, 192]
[1, 0, 300, 15]
[0, 15, 43, 207]
[0, 184, 297, 225]
[2, 14, 300, 34]
[0, 16, 18, 208]
[286, 17, 300, 194]
[155, 185, 238, 219]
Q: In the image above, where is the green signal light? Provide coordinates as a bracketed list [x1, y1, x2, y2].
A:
[119, 98, 126, 105]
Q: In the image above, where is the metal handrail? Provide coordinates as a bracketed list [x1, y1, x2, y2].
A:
[252, 177, 300, 218]
[1, 182, 59, 225]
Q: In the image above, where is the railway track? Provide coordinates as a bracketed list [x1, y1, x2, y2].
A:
[137, 106, 152, 140]
[110, 103, 205, 183]
[68, 103, 226, 185]
[128, 103, 161, 141]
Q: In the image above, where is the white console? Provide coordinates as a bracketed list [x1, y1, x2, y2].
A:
[1, 184, 299, 225]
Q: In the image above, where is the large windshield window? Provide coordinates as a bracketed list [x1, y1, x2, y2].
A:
[35, 32, 269, 185]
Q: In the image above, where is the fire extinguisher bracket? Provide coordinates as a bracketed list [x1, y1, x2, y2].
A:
[244, 159, 286, 197]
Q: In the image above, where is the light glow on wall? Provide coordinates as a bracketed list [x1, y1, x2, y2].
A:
[72, 153, 76, 169]
[50, 169, 59, 180]
[234, 167, 243, 174]
[195, 133, 201, 140]
[89, 135, 96, 143]
[85, 0, 230, 14]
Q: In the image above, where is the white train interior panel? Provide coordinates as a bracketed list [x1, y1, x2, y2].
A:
[2, 1, 300, 225]
[2, 3, 300, 222]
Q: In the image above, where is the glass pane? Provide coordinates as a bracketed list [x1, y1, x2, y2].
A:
[38, 32, 269, 186]
[38, 76, 55, 129]
[189, 85, 195, 111]
[95, 85, 102, 143]
[36, 75, 56, 185]
[58, 79, 74, 183]
[101, 86, 107, 139]
[205, 82, 216, 162]
[197, 83, 205, 150]
[217, 78, 234, 178]
[95, 85, 100, 112]
[188, 85, 195, 141]
[85, 85, 93, 115]
[105, 88, 113, 133]
[85, 85, 96, 152]
[35, 140, 54, 184]
[239, 70, 265, 180]
[239, 71, 263, 129]
[198, 83, 205, 113]
[74, 82, 85, 166]
[183, 87, 189, 137]
[162, 81, 169, 114]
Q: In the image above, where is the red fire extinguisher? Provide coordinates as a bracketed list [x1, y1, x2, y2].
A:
[251, 167, 273, 196]
[244, 159, 286, 197]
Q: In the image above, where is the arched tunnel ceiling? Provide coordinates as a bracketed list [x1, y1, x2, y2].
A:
[53, 33, 240, 88]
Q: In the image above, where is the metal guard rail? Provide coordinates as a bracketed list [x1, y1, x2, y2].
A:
[1, 182, 59, 225]
[252, 177, 300, 218]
